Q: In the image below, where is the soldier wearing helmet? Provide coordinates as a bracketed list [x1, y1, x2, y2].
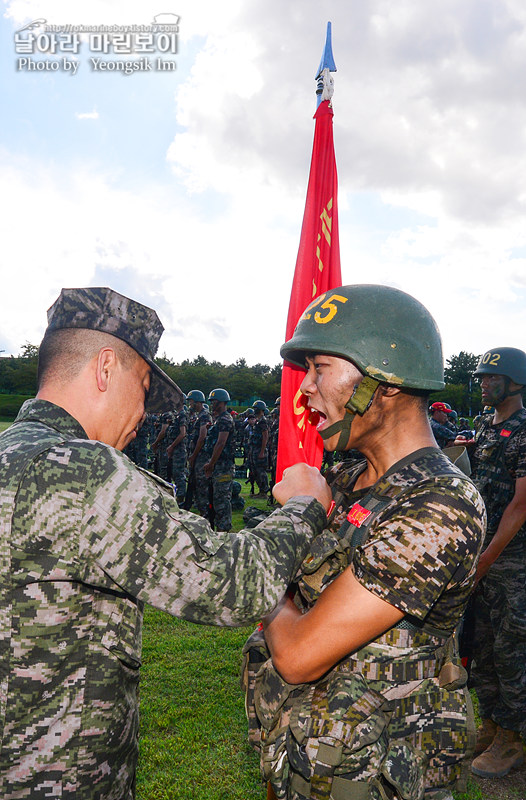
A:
[244, 284, 485, 800]
[467, 347, 526, 778]
[183, 390, 212, 512]
[247, 399, 270, 497]
[203, 388, 235, 531]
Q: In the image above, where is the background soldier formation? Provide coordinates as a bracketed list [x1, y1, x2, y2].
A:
[125, 387, 280, 530]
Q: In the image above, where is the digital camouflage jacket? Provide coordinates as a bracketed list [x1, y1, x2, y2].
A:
[0, 399, 327, 799]
[471, 407, 526, 538]
[243, 448, 485, 800]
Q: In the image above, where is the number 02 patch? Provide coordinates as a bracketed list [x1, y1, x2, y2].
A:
[481, 352, 501, 366]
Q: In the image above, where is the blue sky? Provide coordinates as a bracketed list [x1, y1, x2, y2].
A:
[1, 0, 526, 368]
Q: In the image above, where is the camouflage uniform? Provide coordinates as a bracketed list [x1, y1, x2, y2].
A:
[155, 409, 174, 482]
[167, 406, 188, 503]
[268, 411, 280, 491]
[134, 412, 153, 470]
[247, 416, 270, 494]
[204, 410, 235, 531]
[243, 448, 485, 800]
[430, 418, 455, 449]
[191, 408, 213, 516]
[0, 398, 327, 799]
[123, 414, 153, 470]
[470, 408, 526, 735]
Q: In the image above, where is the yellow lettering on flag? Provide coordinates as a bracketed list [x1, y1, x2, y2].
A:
[320, 198, 333, 246]
[293, 387, 309, 432]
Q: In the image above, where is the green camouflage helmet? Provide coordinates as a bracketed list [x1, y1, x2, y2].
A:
[281, 284, 444, 391]
[281, 285, 444, 449]
[474, 347, 526, 385]
[187, 389, 206, 403]
[208, 388, 230, 403]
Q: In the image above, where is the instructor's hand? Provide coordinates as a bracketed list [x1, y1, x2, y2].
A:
[273, 463, 332, 512]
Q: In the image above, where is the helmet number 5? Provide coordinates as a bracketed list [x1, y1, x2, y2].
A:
[314, 294, 348, 324]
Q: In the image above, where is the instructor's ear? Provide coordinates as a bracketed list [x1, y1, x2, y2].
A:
[95, 347, 117, 393]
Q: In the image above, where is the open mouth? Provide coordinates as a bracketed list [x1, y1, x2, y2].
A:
[309, 408, 326, 430]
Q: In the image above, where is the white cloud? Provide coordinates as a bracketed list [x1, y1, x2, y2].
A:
[75, 109, 99, 119]
[2, 0, 526, 369]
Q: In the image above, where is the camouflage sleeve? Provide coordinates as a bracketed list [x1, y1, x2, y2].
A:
[352, 476, 485, 627]
[217, 414, 234, 434]
[83, 446, 327, 626]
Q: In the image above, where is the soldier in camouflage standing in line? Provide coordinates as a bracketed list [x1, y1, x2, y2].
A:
[243, 284, 485, 800]
[246, 399, 270, 497]
[133, 411, 154, 469]
[204, 388, 235, 531]
[268, 398, 280, 500]
[0, 287, 332, 799]
[165, 398, 188, 504]
[151, 407, 173, 479]
[185, 389, 212, 512]
[465, 348, 526, 779]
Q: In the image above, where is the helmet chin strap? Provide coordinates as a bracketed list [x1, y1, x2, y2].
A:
[318, 377, 380, 451]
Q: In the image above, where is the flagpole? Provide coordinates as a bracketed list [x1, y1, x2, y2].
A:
[315, 21, 337, 107]
[275, 23, 342, 485]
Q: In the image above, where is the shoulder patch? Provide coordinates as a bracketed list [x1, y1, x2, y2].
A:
[346, 503, 372, 527]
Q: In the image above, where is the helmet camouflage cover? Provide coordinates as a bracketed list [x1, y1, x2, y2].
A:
[280, 284, 445, 391]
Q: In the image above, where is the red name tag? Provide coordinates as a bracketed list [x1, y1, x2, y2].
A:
[347, 503, 372, 527]
[500, 429, 512, 438]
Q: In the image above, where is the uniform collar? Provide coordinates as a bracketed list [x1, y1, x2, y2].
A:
[14, 399, 89, 440]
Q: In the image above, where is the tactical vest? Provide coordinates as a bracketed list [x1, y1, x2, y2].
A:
[472, 409, 526, 536]
[242, 449, 474, 800]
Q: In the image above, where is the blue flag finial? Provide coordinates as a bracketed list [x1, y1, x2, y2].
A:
[315, 22, 337, 107]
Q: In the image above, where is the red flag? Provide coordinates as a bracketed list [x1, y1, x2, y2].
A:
[276, 99, 341, 482]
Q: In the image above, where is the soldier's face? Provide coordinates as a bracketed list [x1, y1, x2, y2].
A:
[110, 356, 152, 450]
[479, 374, 506, 407]
[300, 354, 363, 450]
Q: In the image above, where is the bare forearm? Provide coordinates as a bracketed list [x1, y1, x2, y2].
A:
[484, 501, 526, 562]
[263, 568, 403, 684]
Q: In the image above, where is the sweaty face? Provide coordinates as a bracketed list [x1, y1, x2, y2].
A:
[300, 354, 363, 451]
[479, 374, 506, 407]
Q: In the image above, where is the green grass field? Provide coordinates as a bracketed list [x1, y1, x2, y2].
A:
[136, 476, 269, 800]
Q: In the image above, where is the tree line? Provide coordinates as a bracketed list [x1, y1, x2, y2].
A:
[0, 345, 282, 409]
[0, 345, 482, 418]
